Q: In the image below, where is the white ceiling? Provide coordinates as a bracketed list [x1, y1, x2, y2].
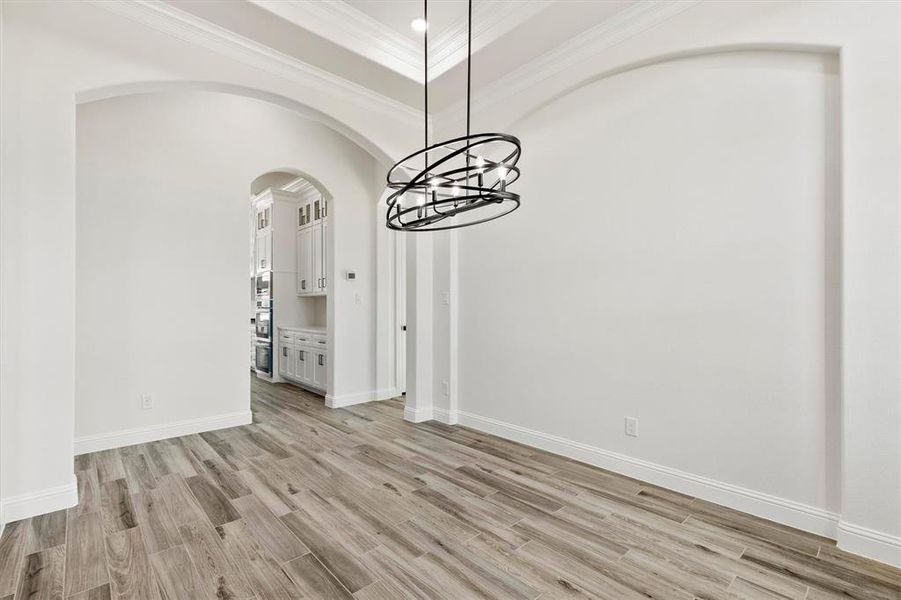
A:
[344, 0, 466, 43]
[248, 0, 572, 83]
[166, 0, 641, 110]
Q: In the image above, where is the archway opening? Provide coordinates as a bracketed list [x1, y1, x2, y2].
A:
[73, 88, 402, 456]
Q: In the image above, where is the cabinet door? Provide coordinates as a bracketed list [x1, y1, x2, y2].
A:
[311, 224, 323, 292]
[319, 220, 328, 293]
[303, 345, 316, 384]
[293, 346, 306, 381]
[312, 350, 326, 389]
[254, 231, 268, 273]
[296, 228, 313, 294]
[256, 206, 270, 230]
[278, 343, 294, 378]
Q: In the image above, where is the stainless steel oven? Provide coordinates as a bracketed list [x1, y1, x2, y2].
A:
[255, 272, 271, 297]
[254, 339, 271, 375]
[255, 270, 272, 340]
[255, 306, 271, 339]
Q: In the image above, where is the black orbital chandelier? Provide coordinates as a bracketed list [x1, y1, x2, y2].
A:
[385, 0, 522, 231]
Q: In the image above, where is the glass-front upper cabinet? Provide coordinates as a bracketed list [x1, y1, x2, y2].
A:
[256, 206, 271, 230]
[298, 203, 312, 228]
[298, 197, 328, 229]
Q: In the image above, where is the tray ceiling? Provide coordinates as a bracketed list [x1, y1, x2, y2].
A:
[248, 0, 555, 82]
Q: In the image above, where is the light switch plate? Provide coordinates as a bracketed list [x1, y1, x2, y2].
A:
[625, 417, 638, 437]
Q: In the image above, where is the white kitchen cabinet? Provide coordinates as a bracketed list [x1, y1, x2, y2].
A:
[296, 197, 328, 297]
[255, 229, 271, 274]
[278, 344, 294, 378]
[311, 223, 323, 293]
[255, 205, 271, 231]
[296, 227, 313, 294]
[277, 327, 327, 393]
[312, 348, 326, 389]
[297, 202, 311, 228]
[320, 220, 328, 294]
[292, 345, 305, 381]
[302, 346, 316, 384]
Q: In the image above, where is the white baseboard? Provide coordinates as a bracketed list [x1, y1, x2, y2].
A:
[837, 521, 901, 568]
[404, 405, 434, 423]
[455, 410, 840, 539]
[74, 410, 253, 455]
[376, 387, 400, 401]
[433, 407, 459, 425]
[325, 388, 398, 409]
[1, 476, 79, 523]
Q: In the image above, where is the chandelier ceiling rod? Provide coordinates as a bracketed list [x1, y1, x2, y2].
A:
[423, 0, 428, 177]
[384, 0, 521, 232]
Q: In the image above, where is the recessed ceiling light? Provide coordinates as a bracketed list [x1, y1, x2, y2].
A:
[410, 18, 428, 32]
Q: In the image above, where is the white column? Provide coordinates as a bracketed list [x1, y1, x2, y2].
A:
[404, 233, 434, 422]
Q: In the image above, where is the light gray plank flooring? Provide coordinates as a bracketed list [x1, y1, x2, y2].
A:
[0, 376, 898, 599]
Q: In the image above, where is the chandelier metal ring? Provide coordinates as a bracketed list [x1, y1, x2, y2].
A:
[384, 0, 522, 232]
[386, 132, 521, 231]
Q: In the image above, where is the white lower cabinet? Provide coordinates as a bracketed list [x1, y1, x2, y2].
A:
[279, 344, 294, 378]
[277, 327, 327, 393]
[301, 346, 315, 383]
[312, 348, 326, 389]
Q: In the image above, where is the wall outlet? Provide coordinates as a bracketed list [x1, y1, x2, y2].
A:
[141, 394, 153, 410]
[625, 417, 638, 437]
[441, 292, 450, 306]
[354, 293, 362, 305]
[441, 381, 449, 396]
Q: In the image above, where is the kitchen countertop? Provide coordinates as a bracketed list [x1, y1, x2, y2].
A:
[278, 325, 326, 334]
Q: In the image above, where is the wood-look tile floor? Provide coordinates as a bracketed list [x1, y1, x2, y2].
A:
[2, 378, 899, 599]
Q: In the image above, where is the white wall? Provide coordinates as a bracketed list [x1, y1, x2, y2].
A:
[428, 1, 901, 566]
[460, 49, 839, 509]
[0, 0, 417, 523]
[75, 91, 383, 445]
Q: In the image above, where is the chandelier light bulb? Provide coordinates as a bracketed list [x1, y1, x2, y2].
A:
[452, 185, 461, 197]
[475, 156, 485, 171]
[497, 166, 508, 181]
[410, 18, 428, 32]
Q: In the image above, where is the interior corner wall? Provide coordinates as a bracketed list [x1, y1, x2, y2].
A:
[75, 91, 382, 447]
[456, 50, 843, 528]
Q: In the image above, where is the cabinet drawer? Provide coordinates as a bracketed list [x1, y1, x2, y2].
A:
[278, 332, 293, 343]
[292, 333, 311, 345]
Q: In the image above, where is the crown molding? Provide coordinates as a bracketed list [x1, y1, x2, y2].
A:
[429, 0, 555, 79]
[436, 0, 700, 124]
[88, 0, 422, 126]
[249, 0, 555, 83]
[249, 0, 423, 82]
[282, 177, 320, 202]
